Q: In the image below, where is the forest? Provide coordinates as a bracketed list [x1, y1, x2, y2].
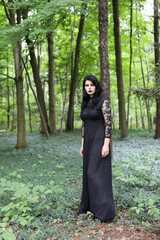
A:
[0, 0, 160, 239]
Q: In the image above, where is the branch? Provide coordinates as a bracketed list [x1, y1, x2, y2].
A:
[131, 87, 160, 99]
[0, 73, 15, 81]
[1, 0, 11, 25]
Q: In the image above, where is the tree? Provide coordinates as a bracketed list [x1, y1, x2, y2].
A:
[66, 5, 86, 131]
[154, 0, 160, 139]
[22, 8, 50, 133]
[0, 0, 157, 133]
[46, 0, 56, 134]
[60, 14, 75, 134]
[112, 0, 128, 138]
[99, 0, 110, 99]
[48, 32, 56, 133]
[2, 0, 27, 148]
[6, 52, 10, 128]
[127, 0, 133, 127]
[99, 0, 113, 156]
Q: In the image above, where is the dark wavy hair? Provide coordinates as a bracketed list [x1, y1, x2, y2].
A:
[81, 75, 102, 109]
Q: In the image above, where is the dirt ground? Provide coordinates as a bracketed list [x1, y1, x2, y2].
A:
[72, 222, 160, 240]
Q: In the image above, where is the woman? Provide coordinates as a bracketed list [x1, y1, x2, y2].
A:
[79, 75, 115, 223]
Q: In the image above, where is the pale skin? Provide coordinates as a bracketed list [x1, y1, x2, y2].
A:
[80, 80, 110, 158]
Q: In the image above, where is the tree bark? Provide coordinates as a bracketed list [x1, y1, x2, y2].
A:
[47, 32, 56, 133]
[127, 0, 133, 127]
[135, 97, 138, 129]
[15, 55, 27, 148]
[99, 0, 110, 99]
[154, 0, 160, 139]
[37, 42, 41, 74]
[15, 8, 27, 148]
[25, 72, 32, 132]
[11, 81, 15, 131]
[66, 5, 86, 131]
[7, 53, 10, 128]
[99, 0, 113, 156]
[2, 0, 27, 147]
[112, 0, 128, 138]
[139, 97, 145, 129]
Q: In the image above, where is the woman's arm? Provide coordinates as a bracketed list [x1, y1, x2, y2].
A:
[101, 99, 111, 157]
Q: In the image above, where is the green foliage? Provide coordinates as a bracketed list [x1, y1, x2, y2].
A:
[0, 0, 156, 131]
[0, 226, 16, 240]
[0, 178, 64, 226]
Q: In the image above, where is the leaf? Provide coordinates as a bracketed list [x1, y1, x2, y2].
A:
[0, 223, 7, 228]
[136, 209, 140, 215]
[56, 164, 64, 169]
[1, 229, 16, 240]
[37, 154, 43, 159]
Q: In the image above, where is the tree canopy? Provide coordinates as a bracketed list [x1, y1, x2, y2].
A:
[0, 0, 159, 143]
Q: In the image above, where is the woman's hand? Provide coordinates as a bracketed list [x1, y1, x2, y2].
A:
[101, 144, 109, 158]
[101, 138, 110, 158]
[80, 146, 83, 156]
[80, 138, 84, 156]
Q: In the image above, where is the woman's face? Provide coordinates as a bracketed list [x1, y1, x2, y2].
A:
[84, 80, 96, 98]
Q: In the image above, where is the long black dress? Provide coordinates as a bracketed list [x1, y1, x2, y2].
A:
[79, 96, 115, 222]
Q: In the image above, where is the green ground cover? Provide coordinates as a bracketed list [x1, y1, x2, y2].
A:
[0, 130, 160, 239]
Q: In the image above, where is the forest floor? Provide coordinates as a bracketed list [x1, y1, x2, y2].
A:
[67, 220, 160, 239]
[0, 129, 160, 239]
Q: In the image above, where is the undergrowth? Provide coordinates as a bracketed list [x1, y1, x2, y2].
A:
[0, 130, 160, 239]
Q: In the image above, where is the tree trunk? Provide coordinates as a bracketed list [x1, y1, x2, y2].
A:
[112, 0, 128, 138]
[154, 0, 160, 139]
[25, 73, 32, 132]
[22, 9, 49, 133]
[37, 42, 41, 74]
[139, 98, 145, 129]
[135, 97, 138, 129]
[2, 0, 27, 147]
[11, 81, 15, 131]
[127, 0, 133, 127]
[150, 113, 153, 129]
[66, 5, 86, 131]
[99, 0, 110, 99]
[15, 9, 27, 148]
[26, 37, 50, 133]
[47, 32, 56, 133]
[60, 15, 75, 134]
[7, 53, 10, 128]
[98, 0, 113, 156]
[15, 58, 27, 148]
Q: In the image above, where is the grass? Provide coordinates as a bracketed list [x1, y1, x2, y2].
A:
[0, 129, 160, 239]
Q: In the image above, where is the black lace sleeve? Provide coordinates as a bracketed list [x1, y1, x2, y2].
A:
[101, 99, 111, 138]
[82, 121, 85, 138]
